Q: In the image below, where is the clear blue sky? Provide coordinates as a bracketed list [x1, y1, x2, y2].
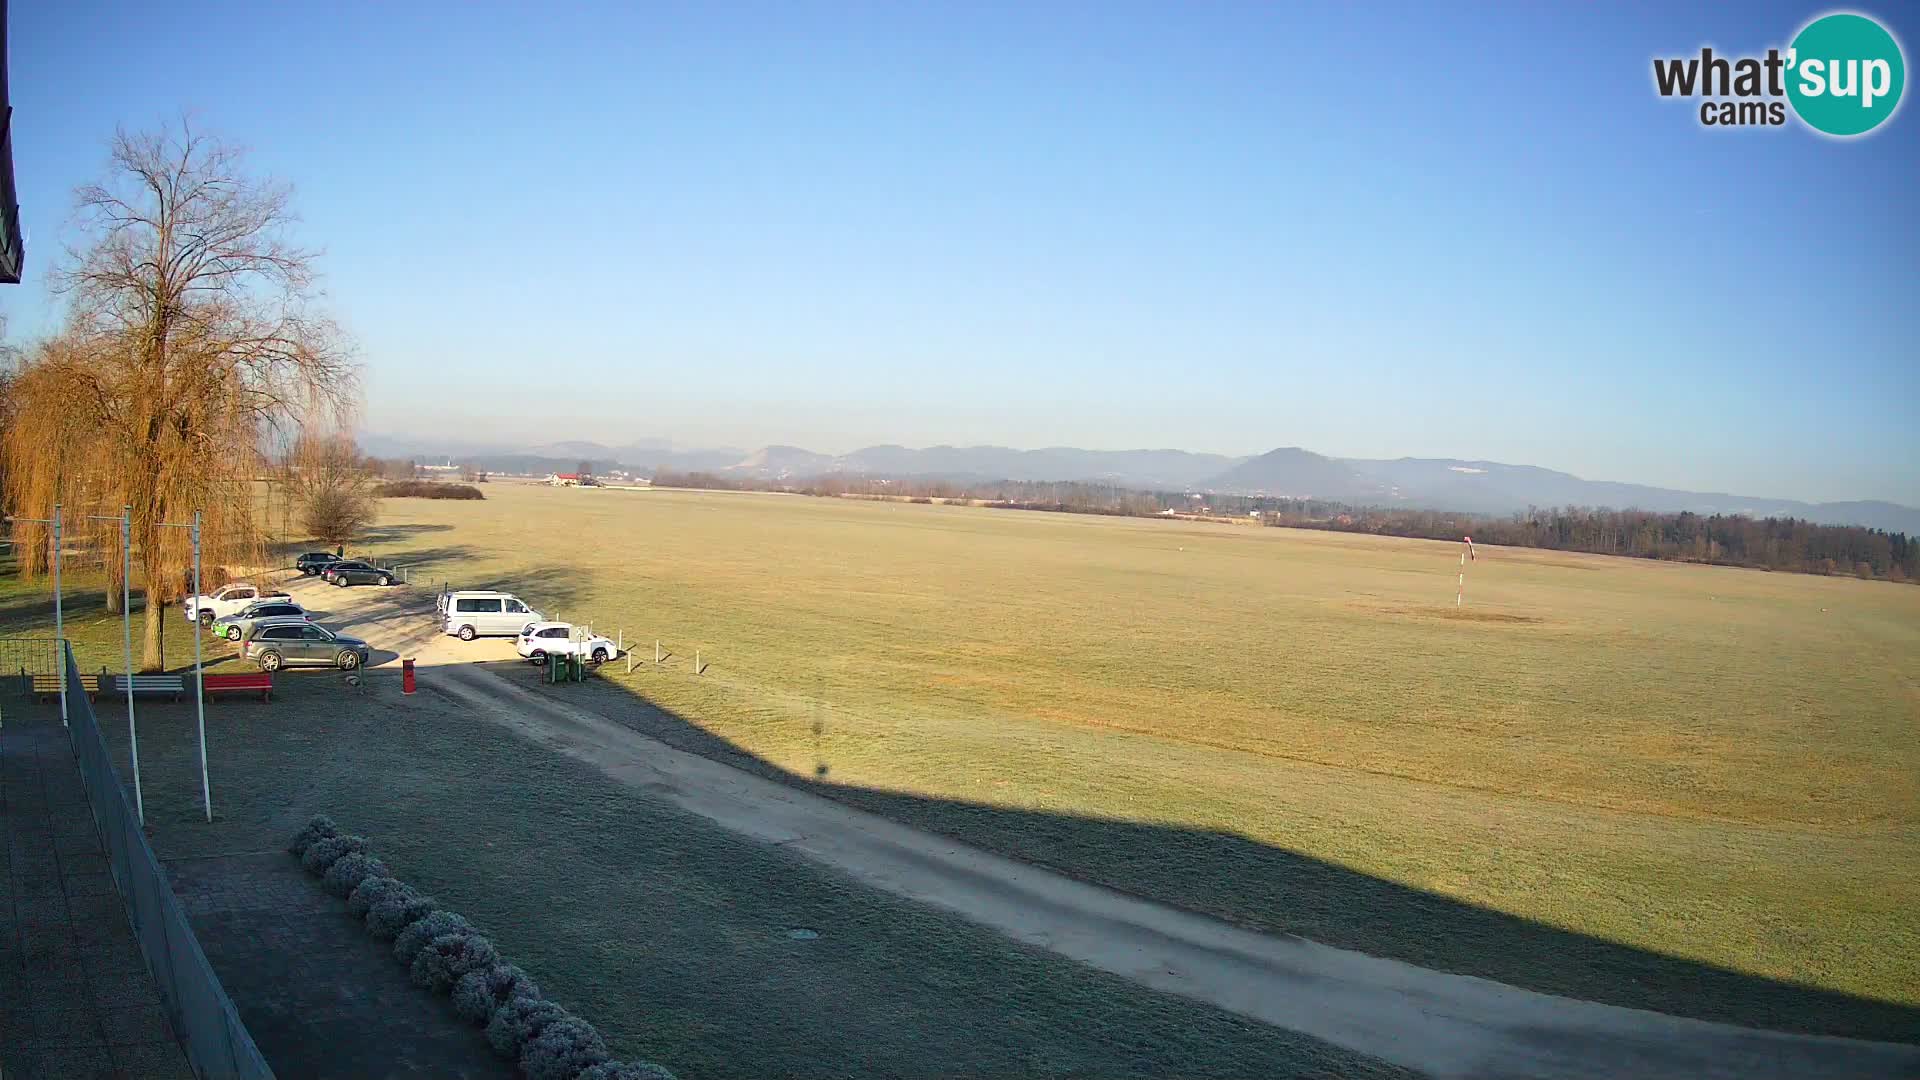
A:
[5, 1, 1916, 503]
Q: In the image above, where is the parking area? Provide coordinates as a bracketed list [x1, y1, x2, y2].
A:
[179, 572, 511, 676]
[263, 573, 621, 668]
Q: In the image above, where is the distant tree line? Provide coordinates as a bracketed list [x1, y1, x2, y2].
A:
[646, 471, 1918, 583]
[363, 457, 423, 480]
[1273, 505, 1917, 582]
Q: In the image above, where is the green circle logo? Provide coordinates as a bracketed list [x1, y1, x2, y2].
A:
[1787, 13, 1906, 136]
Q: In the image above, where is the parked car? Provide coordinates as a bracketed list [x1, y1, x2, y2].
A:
[321, 560, 399, 587]
[296, 552, 345, 575]
[440, 591, 542, 640]
[209, 599, 311, 641]
[516, 621, 617, 665]
[183, 582, 292, 626]
[241, 621, 370, 671]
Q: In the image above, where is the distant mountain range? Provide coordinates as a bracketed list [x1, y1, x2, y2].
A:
[358, 434, 1920, 534]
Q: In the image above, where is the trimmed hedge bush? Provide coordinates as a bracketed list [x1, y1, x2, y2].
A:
[486, 995, 569, 1060]
[520, 1016, 610, 1080]
[346, 874, 406, 919]
[322, 853, 390, 899]
[410, 933, 500, 994]
[579, 1064, 676, 1080]
[301, 834, 369, 875]
[453, 964, 541, 1025]
[292, 818, 676, 1079]
[367, 890, 438, 940]
[286, 815, 340, 857]
[393, 910, 475, 966]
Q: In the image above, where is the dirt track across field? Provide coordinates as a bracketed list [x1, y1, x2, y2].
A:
[290, 575, 1920, 1080]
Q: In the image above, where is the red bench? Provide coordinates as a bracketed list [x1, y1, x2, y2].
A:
[203, 671, 274, 702]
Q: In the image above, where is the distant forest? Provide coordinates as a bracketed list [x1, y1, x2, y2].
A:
[649, 471, 1919, 584]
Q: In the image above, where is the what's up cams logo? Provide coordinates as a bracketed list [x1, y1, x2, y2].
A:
[1653, 11, 1905, 136]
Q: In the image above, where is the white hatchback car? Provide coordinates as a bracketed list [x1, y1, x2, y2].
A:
[515, 622, 617, 665]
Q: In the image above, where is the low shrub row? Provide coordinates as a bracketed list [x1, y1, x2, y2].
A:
[373, 480, 486, 500]
[290, 816, 673, 1080]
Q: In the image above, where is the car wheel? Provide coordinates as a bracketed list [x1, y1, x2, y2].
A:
[338, 651, 361, 671]
[198, 610, 214, 627]
[529, 651, 547, 667]
[591, 647, 609, 664]
[333, 576, 347, 587]
[259, 651, 283, 672]
[458, 625, 477, 642]
[380, 574, 393, 586]
[226, 626, 242, 641]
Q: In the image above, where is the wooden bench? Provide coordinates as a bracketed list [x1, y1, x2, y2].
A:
[111, 674, 186, 701]
[31, 673, 101, 702]
[203, 672, 274, 702]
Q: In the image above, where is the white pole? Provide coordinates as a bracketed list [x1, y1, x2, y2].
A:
[122, 507, 143, 818]
[192, 511, 211, 822]
[53, 504, 66, 726]
[123, 507, 143, 825]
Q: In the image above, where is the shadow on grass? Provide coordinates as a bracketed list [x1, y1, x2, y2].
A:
[487, 658, 1920, 1047]
[359, 523, 456, 544]
[67, 680, 1421, 1080]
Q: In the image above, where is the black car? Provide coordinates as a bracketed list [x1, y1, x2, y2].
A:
[322, 560, 398, 587]
[296, 552, 344, 575]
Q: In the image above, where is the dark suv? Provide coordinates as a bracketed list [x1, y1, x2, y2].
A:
[242, 622, 371, 671]
[322, 560, 398, 587]
[296, 552, 344, 575]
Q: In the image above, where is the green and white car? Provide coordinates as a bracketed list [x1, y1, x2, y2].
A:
[209, 599, 311, 641]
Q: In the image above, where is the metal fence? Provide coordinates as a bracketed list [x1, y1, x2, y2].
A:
[60, 641, 276, 1079]
[0, 635, 63, 685]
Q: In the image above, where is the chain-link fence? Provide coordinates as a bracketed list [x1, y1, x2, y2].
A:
[60, 641, 276, 1079]
[0, 635, 63, 687]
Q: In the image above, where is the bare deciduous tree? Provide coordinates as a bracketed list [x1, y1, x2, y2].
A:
[291, 433, 376, 546]
[2, 120, 356, 668]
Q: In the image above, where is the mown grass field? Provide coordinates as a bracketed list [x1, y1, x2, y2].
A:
[7, 482, 1918, 1040]
[369, 482, 1918, 1037]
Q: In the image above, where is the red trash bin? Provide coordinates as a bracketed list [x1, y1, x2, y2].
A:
[402, 657, 416, 695]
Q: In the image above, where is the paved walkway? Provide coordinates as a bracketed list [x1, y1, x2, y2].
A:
[168, 852, 516, 1080]
[0, 704, 193, 1080]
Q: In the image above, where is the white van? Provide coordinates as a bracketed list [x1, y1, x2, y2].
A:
[440, 591, 542, 640]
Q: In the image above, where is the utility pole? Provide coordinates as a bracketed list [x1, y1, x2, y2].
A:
[53, 505, 63, 725]
[90, 507, 143, 824]
[159, 510, 212, 821]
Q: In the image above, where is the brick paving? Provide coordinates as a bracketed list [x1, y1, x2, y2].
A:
[0, 706, 193, 1080]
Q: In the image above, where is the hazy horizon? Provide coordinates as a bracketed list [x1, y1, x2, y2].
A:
[359, 425, 1920, 509]
[5, 1, 1915, 505]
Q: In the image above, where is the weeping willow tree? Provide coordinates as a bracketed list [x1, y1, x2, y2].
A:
[2, 121, 356, 669]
